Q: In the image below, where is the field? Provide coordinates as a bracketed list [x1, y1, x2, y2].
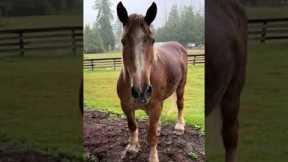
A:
[0, 14, 84, 161]
[207, 42, 288, 162]
[0, 55, 83, 161]
[239, 42, 288, 162]
[83, 55, 204, 129]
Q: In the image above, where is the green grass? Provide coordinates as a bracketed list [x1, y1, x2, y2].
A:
[207, 42, 288, 162]
[84, 51, 122, 59]
[0, 15, 83, 159]
[84, 64, 204, 129]
[0, 55, 83, 159]
[238, 42, 288, 162]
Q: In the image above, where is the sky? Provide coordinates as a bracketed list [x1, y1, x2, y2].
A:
[84, 0, 204, 29]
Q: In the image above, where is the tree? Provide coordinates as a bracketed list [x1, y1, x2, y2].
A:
[156, 5, 180, 42]
[94, 0, 115, 51]
[84, 25, 104, 53]
[166, 5, 180, 33]
[114, 20, 123, 50]
[155, 5, 204, 46]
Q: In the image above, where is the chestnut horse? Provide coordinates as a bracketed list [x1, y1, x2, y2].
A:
[116, 2, 187, 162]
[206, 0, 247, 162]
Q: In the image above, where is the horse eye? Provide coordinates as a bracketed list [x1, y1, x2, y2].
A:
[121, 38, 126, 44]
[144, 37, 154, 44]
[143, 37, 149, 43]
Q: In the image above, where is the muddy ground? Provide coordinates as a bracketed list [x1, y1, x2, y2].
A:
[84, 111, 205, 162]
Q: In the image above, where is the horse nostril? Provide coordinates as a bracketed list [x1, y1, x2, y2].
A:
[131, 86, 140, 98]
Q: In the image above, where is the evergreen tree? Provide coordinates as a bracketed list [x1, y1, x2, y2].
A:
[84, 25, 104, 53]
[94, 0, 115, 51]
[114, 20, 123, 50]
[156, 5, 204, 46]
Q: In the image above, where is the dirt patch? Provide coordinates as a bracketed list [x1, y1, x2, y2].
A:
[84, 111, 205, 162]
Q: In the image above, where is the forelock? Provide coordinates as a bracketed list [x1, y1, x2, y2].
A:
[124, 14, 152, 36]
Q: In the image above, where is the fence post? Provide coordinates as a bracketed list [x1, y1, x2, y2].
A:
[113, 59, 116, 71]
[72, 29, 76, 55]
[261, 21, 267, 43]
[91, 60, 94, 71]
[193, 56, 196, 65]
[19, 31, 24, 57]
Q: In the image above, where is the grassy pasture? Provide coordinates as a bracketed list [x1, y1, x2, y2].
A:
[0, 15, 83, 160]
[238, 42, 288, 162]
[84, 63, 204, 129]
[0, 55, 83, 159]
[207, 7, 288, 162]
[207, 42, 288, 162]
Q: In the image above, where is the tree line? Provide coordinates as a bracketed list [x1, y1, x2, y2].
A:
[155, 5, 204, 46]
[84, 0, 115, 53]
[84, 1, 204, 53]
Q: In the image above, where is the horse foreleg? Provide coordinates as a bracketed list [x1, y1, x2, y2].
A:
[221, 93, 240, 162]
[122, 103, 140, 153]
[145, 109, 161, 137]
[175, 86, 185, 135]
[148, 102, 162, 162]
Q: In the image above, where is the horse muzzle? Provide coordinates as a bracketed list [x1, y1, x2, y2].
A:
[131, 84, 152, 105]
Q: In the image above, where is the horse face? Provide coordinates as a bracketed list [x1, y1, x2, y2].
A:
[117, 2, 157, 104]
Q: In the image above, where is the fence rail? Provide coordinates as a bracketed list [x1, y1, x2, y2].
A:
[83, 54, 205, 71]
[248, 18, 288, 43]
[0, 26, 83, 56]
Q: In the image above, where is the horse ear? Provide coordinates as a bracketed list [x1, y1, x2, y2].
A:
[117, 2, 128, 25]
[144, 2, 157, 25]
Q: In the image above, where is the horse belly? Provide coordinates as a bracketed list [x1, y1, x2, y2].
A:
[164, 65, 184, 99]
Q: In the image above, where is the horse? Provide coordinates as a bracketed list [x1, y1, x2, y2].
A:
[116, 2, 188, 162]
[205, 0, 247, 162]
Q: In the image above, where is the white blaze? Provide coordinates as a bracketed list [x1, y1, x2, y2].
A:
[133, 28, 145, 86]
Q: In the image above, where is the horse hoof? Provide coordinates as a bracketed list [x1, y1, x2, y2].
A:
[126, 143, 141, 153]
[149, 151, 159, 162]
[174, 123, 185, 135]
[149, 158, 159, 162]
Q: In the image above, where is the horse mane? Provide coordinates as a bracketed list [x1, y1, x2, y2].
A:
[125, 14, 153, 36]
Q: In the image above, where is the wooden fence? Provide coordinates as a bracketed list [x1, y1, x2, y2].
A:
[83, 54, 205, 71]
[0, 26, 83, 56]
[248, 18, 288, 43]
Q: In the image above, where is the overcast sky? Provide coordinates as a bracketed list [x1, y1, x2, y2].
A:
[84, 0, 204, 28]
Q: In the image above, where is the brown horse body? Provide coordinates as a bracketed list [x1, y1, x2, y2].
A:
[116, 2, 187, 162]
[118, 42, 187, 110]
[205, 0, 247, 162]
